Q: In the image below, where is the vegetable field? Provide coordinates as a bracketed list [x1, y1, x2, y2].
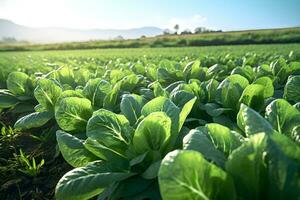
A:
[1, 44, 300, 200]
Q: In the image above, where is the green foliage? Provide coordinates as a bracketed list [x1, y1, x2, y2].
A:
[226, 133, 300, 200]
[239, 84, 266, 111]
[17, 149, 45, 177]
[159, 150, 236, 200]
[0, 125, 18, 142]
[120, 94, 146, 125]
[86, 109, 133, 157]
[265, 99, 300, 136]
[55, 97, 93, 132]
[253, 76, 274, 98]
[216, 74, 249, 110]
[284, 75, 300, 103]
[6, 72, 33, 97]
[83, 78, 112, 109]
[1, 27, 300, 51]
[34, 78, 62, 111]
[1, 44, 300, 199]
[0, 89, 19, 108]
[237, 104, 274, 136]
[55, 161, 134, 200]
[56, 130, 97, 167]
[133, 112, 171, 155]
[14, 111, 53, 130]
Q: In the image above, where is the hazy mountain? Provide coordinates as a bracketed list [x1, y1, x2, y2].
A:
[0, 19, 163, 43]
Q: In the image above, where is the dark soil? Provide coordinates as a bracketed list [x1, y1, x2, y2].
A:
[0, 112, 71, 200]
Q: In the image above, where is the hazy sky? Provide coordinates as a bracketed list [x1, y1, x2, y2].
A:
[0, 0, 299, 31]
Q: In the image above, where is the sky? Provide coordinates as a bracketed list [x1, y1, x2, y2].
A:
[0, 0, 299, 31]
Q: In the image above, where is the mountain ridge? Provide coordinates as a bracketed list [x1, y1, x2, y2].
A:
[0, 19, 163, 43]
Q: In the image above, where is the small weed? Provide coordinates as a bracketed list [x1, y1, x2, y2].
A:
[17, 149, 45, 177]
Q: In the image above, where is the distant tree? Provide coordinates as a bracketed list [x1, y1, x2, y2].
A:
[163, 29, 172, 35]
[181, 29, 192, 35]
[114, 35, 124, 40]
[1, 37, 17, 43]
[194, 27, 207, 34]
[194, 27, 222, 34]
[140, 35, 146, 39]
[174, 24, 179, 34]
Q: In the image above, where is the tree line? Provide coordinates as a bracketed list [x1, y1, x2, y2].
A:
[163, 24, 222, 35]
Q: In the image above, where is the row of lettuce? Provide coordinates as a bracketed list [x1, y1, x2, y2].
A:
[0, 54, 300, 199]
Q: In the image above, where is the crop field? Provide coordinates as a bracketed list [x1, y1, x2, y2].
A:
[0, 43, 300, 199]
[1, 27, 300, 51]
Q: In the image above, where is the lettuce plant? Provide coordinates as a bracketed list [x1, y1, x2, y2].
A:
[55, 96, 196, 199]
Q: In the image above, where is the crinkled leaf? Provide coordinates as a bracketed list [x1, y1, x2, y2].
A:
[237, 104, 274, 136]
[53, 67, 76, 88]
[231, 66, 255, 82]
[120, 94, 146, 125]
[226, 133, 268, 200]
[133, 112, 171, 154]
[56, 90, 84, 105]
[216, 74, 249, 110]
[55, 97, 93, 132]
[150, 81, 169, 97]
[204, 123, 242, 156]
[83, 138, 129, 169]
[205, 79, 219, 102]
[87, 109, 133, 156]
[141, 97, 180, 148]
[103, 81, 121, 111]
[284, 75, 300, 103]
[83, 78, 112, 109]
[7, 72, 32, 96]
[239, 84, 265, 111]
[265, 99, 300, 137]
[266, 133, 300, 199]
[34, 78, 62, 110]
[159, 150, 236, 200]
[183, 129, 226, 167]
[253, 76, 274, 98]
